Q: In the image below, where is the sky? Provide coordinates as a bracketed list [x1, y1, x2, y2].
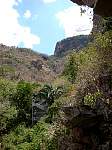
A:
[0, 0, 93, 55]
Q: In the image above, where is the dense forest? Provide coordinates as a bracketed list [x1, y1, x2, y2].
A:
[1, 2, 112, 150]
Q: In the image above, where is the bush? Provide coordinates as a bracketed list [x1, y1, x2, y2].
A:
[0, 65, 15, 78]
[37, 84, 64, 106]
[9, 80, 33, 126]
[84, 91, 103, 108]
[0, 106, 17, 137]
[63, 53, 78, 83]
[2, 121, 51, 150]
[10, 81, 32, 111]
[0, 78, 16, 103]
[71, 31, 112, 105]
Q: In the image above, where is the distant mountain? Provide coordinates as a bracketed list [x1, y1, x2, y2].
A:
[54, 35, 91, 57]
[0, 35, 91, 82]
[0, 44, 55, 83]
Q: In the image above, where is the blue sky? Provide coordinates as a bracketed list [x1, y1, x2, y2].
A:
[0, 0, 93, 55]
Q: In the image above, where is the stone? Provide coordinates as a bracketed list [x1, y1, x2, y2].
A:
[61, 105, 102, 128]
[31, 60, 43, 70]
[70, 0, 112, 17]
[54, 35, 90, 57]
[92, 14, 104, 34]
[60, 101, 112, 149]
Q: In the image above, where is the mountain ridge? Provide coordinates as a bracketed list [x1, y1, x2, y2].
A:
[0, 34, 90, 82]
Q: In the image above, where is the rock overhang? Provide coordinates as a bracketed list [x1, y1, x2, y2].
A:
[70, 0, 112, 17]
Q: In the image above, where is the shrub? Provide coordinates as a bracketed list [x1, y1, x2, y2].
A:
[63, 53, 78, 83]
[0, 106, 17, 137]
[2, 121, 51, 150]
[9, 80, 33, 126]
[10, 80, 32, 111]
[0, 78, 16, 102]
[84, 91, 102, 108]
[37, 84, 64, 106]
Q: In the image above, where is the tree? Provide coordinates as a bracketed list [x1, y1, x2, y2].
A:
[63, 54, 78, 83]
[9, 80, 33, 125]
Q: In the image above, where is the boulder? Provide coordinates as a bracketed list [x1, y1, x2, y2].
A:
[61, 106, 103, 128]
[60, 103, 112, 149]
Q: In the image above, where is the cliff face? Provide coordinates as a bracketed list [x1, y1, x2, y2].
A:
[92, 14, 104, 34]
[54, 35, 90, 57]
[70, 0, 112, 17]
[70, 0, 95, 7]
[94, 0, 112, 17]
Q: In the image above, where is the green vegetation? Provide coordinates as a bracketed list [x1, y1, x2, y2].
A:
[0, 25, 112, 149]
[0, 65, 15, 78]
[63, 54, 78, 83]
[37, 84, 64, 106]
[84, 91, 102, 108]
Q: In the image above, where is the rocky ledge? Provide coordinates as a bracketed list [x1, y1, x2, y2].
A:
[70, 0, 112, 17]
[60, 99, 112, 149]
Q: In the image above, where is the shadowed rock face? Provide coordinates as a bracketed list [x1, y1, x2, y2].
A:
[70, 0, 112, 17]
[70, 0, 85, 6]
[60, 104, 112, 149]
[70, 0, 95, 7]
[94, 0, 112, 17]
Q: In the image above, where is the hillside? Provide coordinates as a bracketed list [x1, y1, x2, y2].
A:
[48, 35, 91, 75]
[0, 35, 91, 82]
[0, 44, 55, 83]
[1, 1, 112, 150]
[1, 29, 112, 150]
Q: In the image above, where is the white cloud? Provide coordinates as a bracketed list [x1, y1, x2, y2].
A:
[0, 0, 40, 49]
[43, 0, 56, 4]
[24, 10, 31, 19]
[56, 5, 93, 37]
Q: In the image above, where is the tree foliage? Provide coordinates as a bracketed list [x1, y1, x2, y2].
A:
[63, 54, 78, 83]
[37, 84, 64, 106]
[1, 29, 112, 150]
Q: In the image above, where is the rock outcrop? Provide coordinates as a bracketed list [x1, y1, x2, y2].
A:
[60, 102, 112, 149]
[92, 14, 104, 34]
[54, 35, 90, 57]
[70, 0, 112, 17]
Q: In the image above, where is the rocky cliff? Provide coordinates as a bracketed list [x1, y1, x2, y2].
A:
[70, 0, 112, 35]
[54, 35, 90, 57]
[70, 0, 112, 17]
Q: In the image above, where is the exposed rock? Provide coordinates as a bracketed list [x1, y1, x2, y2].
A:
[70, 0, 97, 7]
[94, 0, 112, 17]
[60, 102, 112, 149]
[31, 60, 43, 70]
[0, 44, 55, 82]
[70, 1, 111, 34]
[61, 105, 103, 128]
[92, 14, 104, 34]
[70, 0, 112, 17]
[54, 35, 90, 57]
[32, 93, 48, 123]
